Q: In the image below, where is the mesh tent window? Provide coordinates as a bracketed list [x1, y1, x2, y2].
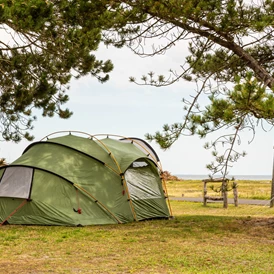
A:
[0, 167, 33, 199]
[125, 163, 162, 200]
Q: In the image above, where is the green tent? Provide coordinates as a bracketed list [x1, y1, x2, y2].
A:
[0, 132, 171, 226]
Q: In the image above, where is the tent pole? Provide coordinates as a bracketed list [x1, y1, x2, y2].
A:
[74, 184, 122, 224]
[0, 199, 28, 226]
[121, 175, 138, 221]
[161, 178, 173, 217]
[92, 136, 138, 221]
[270, 145, 274, 208]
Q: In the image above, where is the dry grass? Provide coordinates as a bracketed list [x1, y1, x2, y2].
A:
[166, 180, 202, 198]
[166, 179, 272, 200]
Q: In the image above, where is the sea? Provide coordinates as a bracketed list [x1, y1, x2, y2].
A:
[176, 174, 272, 181]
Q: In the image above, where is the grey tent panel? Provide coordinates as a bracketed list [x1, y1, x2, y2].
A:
[125, 167, 162, 200]
[125, 165, 170, 220]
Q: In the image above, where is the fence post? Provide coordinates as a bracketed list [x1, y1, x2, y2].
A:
[222, 180, 228, 208]
[203, 180, 207, 206]
[233, 182, 238, 207]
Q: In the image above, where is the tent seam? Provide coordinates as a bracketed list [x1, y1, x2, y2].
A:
[22, 142, 120, 176]
[74, 184, 121, 224]
[6, 165, 75, 185]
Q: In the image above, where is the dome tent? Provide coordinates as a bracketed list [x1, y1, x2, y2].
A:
[0, 131, 172, 226]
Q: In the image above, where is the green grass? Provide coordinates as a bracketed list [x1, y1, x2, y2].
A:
[1, 200, 274, 273]
[1, 180, 274, 273]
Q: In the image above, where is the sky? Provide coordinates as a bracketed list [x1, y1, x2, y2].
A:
[1, 43, 274, 176]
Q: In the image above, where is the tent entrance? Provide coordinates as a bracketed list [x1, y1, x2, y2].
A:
[125, 163, 170, 220]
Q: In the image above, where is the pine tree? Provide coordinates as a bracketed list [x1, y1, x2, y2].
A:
[104, 0, 274, 177]
[0, 0, 114, 142]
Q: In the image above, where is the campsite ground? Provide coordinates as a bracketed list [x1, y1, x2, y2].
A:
[1, 180, 274, 273]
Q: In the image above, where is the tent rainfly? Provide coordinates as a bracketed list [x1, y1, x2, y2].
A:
[0, 132, 172, 226]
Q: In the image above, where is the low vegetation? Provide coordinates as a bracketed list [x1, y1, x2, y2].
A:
[161, 170, 180, 181]
[0, 158, 7, 167]
[0, 180, 274, 273]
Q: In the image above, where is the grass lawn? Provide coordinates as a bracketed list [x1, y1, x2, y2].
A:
[1, 180, 274, 273]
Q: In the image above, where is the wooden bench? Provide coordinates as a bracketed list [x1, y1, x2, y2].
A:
[202, 178, 238, 208]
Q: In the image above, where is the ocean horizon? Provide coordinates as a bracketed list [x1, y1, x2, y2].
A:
[176, 174, 272, 180]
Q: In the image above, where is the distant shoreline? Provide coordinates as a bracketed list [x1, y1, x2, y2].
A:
[176, 174, 272, 180]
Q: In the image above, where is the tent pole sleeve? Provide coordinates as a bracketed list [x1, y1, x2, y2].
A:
[74, 184, 121, 224]
[121, 175, 138, 221]
[161, 178, 173, 217]
[93, 134, 161, 168]
[0, 199, 28, 226]
[104, 163, 120, 175]
[92, 136, 138, 221]
[91, 136, 122, 174]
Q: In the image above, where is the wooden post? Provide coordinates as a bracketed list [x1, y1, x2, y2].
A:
[203, 180, 207, 206]
[222, 180, 228, 209]
[233, 182, 238, 207]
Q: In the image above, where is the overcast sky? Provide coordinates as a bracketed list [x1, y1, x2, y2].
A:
[1, 43, 274, 176]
